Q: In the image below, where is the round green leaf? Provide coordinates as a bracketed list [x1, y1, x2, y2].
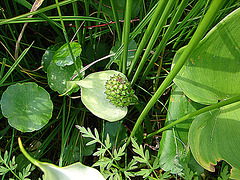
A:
[41, 43, 64, 72]
[173, 7, 240, 105]
[77, 70, 128, 122]
[189, 101, 240, 179]
[47, 59, 83, 95]
[52, 42, 82, 67]
[0, 82, 53, 132]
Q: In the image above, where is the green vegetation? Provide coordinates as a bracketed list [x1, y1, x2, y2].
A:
[0, 0, 240, 179]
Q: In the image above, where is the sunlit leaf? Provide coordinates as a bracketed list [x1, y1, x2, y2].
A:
[41, 43, 64, 72]
[18, 138, 105, 180]
[189, 101, 240, 179]
[173, 8, 240, 105]
[172, 7, 240, 178]
[73, 70, 128, 121]
[53, 42, 82, 67]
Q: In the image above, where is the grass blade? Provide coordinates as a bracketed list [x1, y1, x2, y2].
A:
[127, 0, 168, 78]
[131, 0, 177, 85]
[127, 0, 226, 146]
[0, 42, 34, 87]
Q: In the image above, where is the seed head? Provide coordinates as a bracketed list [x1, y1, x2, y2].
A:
[105, 74, 136, 107]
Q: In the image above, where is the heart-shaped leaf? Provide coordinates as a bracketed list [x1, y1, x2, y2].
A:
[173, 8, 240, 105]
[74, 70, 128, 121]
[18, 138, 105, 180]
[189, 101, 240, 179]
[53, 42, 82, 67]
[0, 82, 53, 132]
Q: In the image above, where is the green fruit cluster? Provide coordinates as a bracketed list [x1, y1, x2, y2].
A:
[105, 74, 135, 107]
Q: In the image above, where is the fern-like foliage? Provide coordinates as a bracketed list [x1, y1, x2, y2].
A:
[0, 150, 35, 180]
[76, 125, 128, 179]
[76, 125, 173, 179]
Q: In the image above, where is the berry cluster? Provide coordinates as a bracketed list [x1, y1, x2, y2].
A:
[105, 74, 135, 107]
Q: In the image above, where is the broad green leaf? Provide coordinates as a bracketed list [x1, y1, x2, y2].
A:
[110, 39, 137, 67]
[173, 7, 240, 105]
[41, 43, 64, 72]
[75, 70, 128, 121]
[158, 85, 204, 174]
[172, 7, 240, 178]
[18, 138, 105, 180]
[47, 58, 83, 95]
[189, 101, 240, 179]
[0, 82, 53, 132]
[52, 42, 82, 67]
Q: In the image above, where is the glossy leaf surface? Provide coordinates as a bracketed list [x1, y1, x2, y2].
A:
[41, 43, 64, 72]
[53, 42, 82, 67]
[172, 7, 240, 178]
[47, 59, 83, 95]
[0, 82, 53, 132]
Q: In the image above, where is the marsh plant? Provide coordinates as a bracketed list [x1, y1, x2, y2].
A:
[0, 0, 240, 179]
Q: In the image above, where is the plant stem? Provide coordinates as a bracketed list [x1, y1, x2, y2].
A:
[127, 0, 168, 78]
[72, 1, 81, 43]
[131, 0, 176, 85]
[146, 95, 240, 139]
[94, 0, 103, 41]
[3, 163, 21, 180]
[139, 0, 189, 85]
[59, 96, 66, 167]
[110, 0, 122, 42]
[121, 0, 133, 74]
[18, 137, 41, 168]
[55, 0, 80, 76]
[126, 0, 226, 146]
